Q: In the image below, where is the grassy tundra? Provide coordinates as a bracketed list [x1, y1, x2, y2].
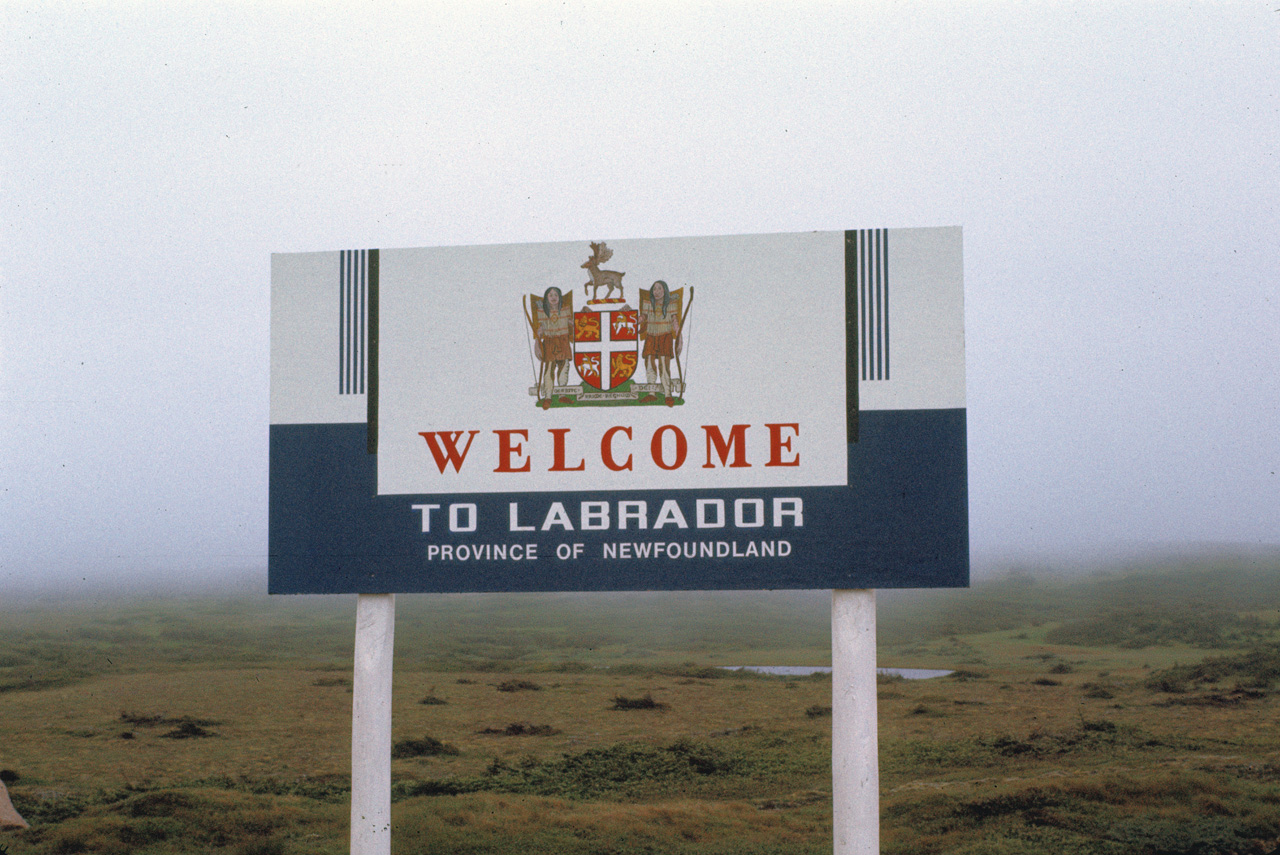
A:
[2, 554, 1279, 854]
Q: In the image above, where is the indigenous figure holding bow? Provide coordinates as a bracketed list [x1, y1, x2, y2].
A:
[639, 280, 682, 404]
[533, 286, 572, 401]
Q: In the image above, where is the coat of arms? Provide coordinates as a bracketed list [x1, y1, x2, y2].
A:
[523, 242, 693, 409]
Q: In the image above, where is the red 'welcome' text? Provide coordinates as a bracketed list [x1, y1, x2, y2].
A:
[417, 424, 800, 475]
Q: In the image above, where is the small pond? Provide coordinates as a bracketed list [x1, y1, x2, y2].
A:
[724, 666, 953, 679]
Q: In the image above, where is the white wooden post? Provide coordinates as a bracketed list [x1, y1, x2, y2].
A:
[832, 589, 878, 854]
[351, 593, 396, 855]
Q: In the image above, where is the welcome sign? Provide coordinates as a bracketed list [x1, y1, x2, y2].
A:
[270, 228, 967, 594]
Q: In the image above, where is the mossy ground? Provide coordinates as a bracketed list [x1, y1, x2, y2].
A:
[2, 554, 1279, 853]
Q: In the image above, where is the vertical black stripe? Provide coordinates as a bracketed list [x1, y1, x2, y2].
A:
[860, 231, 870, 381]
[367, 249, 379, 455]
[354, 251, 360, 395]
[349, 251, 358, 394]
[881, 230, 890, 380]
[343, 251, 348, 394]
[867, 229, 876, 380]
[349, 250, 356, 394]
[860, 230, 869, 382]
[339, 251, 348, 394]
[348, 250, 354, 393]
[843, 231, 859, 444]
[870, 231, 880, 381]
[876, 229, 884, 380]
[357, 250, 366, 395]
[869, 231, 876, 379]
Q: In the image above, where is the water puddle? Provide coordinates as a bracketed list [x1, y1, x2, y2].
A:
[724, 666, 953, 679]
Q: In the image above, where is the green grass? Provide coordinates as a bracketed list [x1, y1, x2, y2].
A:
[2, 552, 1279, 853]
[1145, 648, 1280, 694]
[877, 551, 1280, 648]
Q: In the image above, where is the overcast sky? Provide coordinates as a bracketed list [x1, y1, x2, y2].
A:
[2, 2, 1276, 593]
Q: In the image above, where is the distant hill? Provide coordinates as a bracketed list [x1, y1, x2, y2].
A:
[878, 548, 1280, 648]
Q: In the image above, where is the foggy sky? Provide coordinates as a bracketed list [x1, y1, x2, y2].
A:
[2, 2, 1277, 592]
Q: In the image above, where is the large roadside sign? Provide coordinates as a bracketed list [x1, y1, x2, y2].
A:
[269, 228, 967, 593]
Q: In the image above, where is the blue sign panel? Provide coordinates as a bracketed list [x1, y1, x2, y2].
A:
[270, 229, 967, 593]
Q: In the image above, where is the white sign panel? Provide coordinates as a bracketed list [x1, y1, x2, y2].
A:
[375, 232, 854, 495]
[268, 227, 968, 595]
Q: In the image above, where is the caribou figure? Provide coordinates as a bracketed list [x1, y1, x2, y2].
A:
[581, 242, 625, 301]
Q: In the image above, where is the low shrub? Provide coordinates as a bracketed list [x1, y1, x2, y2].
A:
[486, 738, 740, 797]
[236, 840, 286, 855]
[889, 719, 1190, 770]
[7, 790, 91, 824]
[391, 736, 459, 759]
[610, 693, 667, 711]
[606, 662, 730, 679]
[119, 712, 164, 727]
[1106, 816, 1280, 854]
[948, 669, 988, 681]
[1154, 687, 1267, 707]
[953, 787, 1066, 821]
[117, 815, 184, 845]
[1146, 649, 1280, 694]
[159, 722, 216, 739]
[1046, 608, 1250, 649]
[189, 774, 350, 802]
[392, 738, 748, 801]
[118, 791, 196, 818]
[496, 680, 541, 693]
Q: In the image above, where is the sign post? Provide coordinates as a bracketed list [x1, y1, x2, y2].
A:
[832, 589, 879, 854]
[350, 594, 395, 855]
[270, 228, 967, 853]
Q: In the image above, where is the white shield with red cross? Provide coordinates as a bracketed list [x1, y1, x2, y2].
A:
[573, 307, 639, 391]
